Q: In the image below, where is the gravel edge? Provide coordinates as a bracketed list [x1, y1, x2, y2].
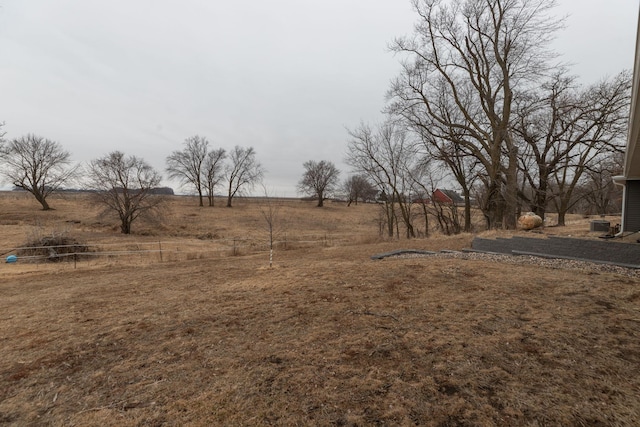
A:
[383, 251, 640, 278]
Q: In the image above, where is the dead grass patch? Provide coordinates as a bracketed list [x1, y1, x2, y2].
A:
[0, 192, 638, 425]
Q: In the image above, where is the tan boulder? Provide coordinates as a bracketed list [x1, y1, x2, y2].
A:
[518, 212, 543, 230]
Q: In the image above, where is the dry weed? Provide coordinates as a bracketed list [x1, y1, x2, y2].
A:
[0, 192, 637, 425]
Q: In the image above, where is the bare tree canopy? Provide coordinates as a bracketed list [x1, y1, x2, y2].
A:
[87, 151, 163, 234]
[347, 122, 417, 238]
[259, 185, 287, 268]
[343, 174, 377, 206]
[388, 0, 564, 229]
[202, 148, 226, 207]
[166, 135, 209, 207]
[514, 70, 631, 224]
[298, 160, 340, 207]
[578, 151, 624, 217]
[225, 146, 264, 207]
[0, 134, 76, 210]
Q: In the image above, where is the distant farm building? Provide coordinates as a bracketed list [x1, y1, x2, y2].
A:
[413, 189, 465, 205]
[432, 189, 465, 205]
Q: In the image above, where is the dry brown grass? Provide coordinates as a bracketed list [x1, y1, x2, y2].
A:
[1, 192, 639, 426]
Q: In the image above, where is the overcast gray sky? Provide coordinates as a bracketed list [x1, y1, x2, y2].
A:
[0, 0, 638, 196]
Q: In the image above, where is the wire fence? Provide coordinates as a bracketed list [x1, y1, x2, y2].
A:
[1, 233, 362, 269]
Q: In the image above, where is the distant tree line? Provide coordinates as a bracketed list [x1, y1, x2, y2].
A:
[0, 127, 266, 234]
[165, 136, 263, 208]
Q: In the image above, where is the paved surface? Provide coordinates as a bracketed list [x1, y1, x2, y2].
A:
[471, 236, 640, 268]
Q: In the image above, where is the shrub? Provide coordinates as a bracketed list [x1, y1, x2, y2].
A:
[18, 228, 90, 262]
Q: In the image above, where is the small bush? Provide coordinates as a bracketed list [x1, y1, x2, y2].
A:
[197, 232, 220, 240]
[18, 228, 90, 263]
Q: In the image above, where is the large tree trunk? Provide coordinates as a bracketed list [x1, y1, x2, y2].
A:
[503, 145, 519, 230]
[33, 191, 51, 211]
[532, 181, 548, 221]
[27, 187, 52, 211]
[484, 179, 504, 229]
[120, 219, 131, 234]
[463, 191, 472, 233]
[556, 199, 569, 226]
[530, 165, 550, 221]
[557, 211, 566, 227]
[227, 181, 234, 207]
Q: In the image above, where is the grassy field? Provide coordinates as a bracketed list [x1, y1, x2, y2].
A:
[1, 192, 639, 426]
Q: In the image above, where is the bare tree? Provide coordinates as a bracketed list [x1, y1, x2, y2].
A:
[388, 0, 563, 229]
[552, 73, 630, 225]
[166, 135, 208, 206]
[261, 198, 279, 268]
[512, 72, 577, 220]
[225, 146, 264, 207]
[347, 121, 417, 238]
[578, 152, 624, 217]
[0, 134, 76, 210]
[513, 70, 631, 223]
[298, 160, 340, 207]
[343, 174, 377, 206]
[202, 148, 226, 207]
[259, 186, 287, 268]
[87, 151, 163, 234]
[409, 119, 479, 232]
